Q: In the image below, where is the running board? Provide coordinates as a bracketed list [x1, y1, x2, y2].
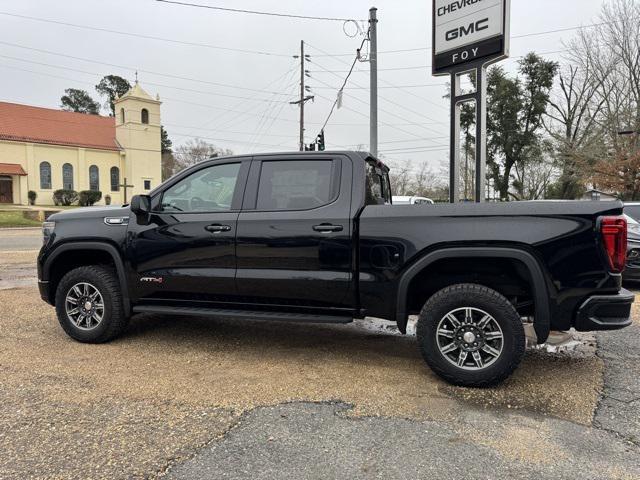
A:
[132, 305, 353, 324]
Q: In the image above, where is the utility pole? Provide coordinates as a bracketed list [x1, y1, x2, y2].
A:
[369, 7, 378, 157]
[290, 40, 314, 151]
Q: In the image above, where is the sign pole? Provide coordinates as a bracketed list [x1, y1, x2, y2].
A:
[475, 64, 488, 202]
[432, 0, 510, 203]
[449, 71, 461, 203]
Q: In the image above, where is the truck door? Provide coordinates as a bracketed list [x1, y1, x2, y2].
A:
[126, 159, 250, 304]
[235, 155, 353, 308]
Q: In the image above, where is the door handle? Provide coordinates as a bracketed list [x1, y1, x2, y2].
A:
[313, 224, 343, 233]
[205, 224, 232, 233]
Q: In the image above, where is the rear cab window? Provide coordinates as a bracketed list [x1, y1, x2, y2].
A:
[365, 159, 392, 205]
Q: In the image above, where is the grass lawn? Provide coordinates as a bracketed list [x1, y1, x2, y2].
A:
[0, 211, 42, 228]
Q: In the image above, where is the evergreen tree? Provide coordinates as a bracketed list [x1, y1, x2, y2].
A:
[486, 53, 558, 200]
[60, 88, 100, 114]
[95, 75, 131, 116]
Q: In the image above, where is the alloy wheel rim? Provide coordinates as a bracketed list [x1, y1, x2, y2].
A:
[436, 307, 504, 371]
[65, 282, 105, 331]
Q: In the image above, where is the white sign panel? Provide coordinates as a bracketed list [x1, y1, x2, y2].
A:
[432, 0, 509, 75]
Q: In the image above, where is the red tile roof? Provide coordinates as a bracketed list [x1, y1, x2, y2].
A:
[0, 163, 27, 175]
[0, 101, 120, 151]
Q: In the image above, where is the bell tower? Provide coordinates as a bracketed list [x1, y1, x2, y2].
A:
[114, 80, 162, 198]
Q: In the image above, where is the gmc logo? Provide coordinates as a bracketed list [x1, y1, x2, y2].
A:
[446, 18, 489, 41]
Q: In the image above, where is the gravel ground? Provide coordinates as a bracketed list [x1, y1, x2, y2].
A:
[0, 248, 636, 479]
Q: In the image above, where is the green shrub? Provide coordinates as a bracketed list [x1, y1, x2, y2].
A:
[28, 190, 37, 205]
[78, 190, 102, 206]
[52, 189, 79, 206]
[105, 194, 112, 205]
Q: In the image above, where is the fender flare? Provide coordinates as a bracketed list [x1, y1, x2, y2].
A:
[42, 241, 131, 315]
[395, 247, 551, 343]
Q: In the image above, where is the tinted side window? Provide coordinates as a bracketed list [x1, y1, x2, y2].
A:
[256, 160, 336, 210]
[161, 163, 241, 212]
[366, 160, 391, 205]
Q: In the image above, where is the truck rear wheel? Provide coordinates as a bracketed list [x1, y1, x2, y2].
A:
[55, 266, 129, 343]
[416, 283, 525, 387]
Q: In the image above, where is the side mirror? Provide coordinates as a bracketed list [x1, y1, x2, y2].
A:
[130, 194, 151, 222]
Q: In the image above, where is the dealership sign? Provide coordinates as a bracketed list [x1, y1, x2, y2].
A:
[432, 0, 510, 75]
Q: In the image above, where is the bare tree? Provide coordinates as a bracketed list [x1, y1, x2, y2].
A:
[388, 159, 413, 195]
[412, 161, 436, 197]
[565, 0, 640, 198]
[511, 142, 558, 200]
[174, 138, 233, 171]
[545, 63, 606, 198]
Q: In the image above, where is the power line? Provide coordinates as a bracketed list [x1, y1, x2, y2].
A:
[311, 59, 448, 131]
[317, 33, 369, 134]
[380, 147, 448, 156]
[380, 144, 449, 153]
[0, 63, 300, 132]
[0, 41, 295, 97]
[0, 55, 293, 104]
[183, 61, 298, 141]
[307, 21, 614, 57]
[313, 90, 441, 143]
[0, 11, 291, 57]
[314, 83, 448, 89]
[311, 49, 570, 74]
[0, 60, 445, 146]
[155, 0, 365, 22]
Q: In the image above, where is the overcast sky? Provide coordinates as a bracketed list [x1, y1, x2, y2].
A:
[0, 0, 606, 169]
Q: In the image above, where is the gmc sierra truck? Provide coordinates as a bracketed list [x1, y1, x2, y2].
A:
[38, 151, 634, 387]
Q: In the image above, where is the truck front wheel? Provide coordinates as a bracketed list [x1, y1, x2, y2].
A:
[416, 283, 526, 387]
[55, 265, 129, 343]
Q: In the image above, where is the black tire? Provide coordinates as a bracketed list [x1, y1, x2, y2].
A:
[416, 283, 525, 388]
[55, 265, 129, 343]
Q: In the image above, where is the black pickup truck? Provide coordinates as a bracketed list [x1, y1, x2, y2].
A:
[38, 151, 634, 387]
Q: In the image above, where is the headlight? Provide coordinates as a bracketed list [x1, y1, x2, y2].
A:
[42, 221, 55, 244]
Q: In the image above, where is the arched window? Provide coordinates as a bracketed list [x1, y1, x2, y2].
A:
[110, 166, 120, 192]
[89, 165, 99, 191]
[39, 162, 51, 189]
[62, 163, 74, 190]
[141, 108, 149, 124]
[120, 108, 125, 124]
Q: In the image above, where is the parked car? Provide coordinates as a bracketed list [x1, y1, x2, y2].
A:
[393, 196, 434, 205]
[623, 212, 640, 282]
[38, 151, 633, 387]
[624, 202, 640, 222]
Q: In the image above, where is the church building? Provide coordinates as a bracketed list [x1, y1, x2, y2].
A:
[0, 82, 162, 206]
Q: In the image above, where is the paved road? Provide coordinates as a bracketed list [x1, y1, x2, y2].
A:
[596, 317, 640, 445]
[0, 228, 41, 251]
[167, 401, 640, 480]
[0, 229, 40, 289]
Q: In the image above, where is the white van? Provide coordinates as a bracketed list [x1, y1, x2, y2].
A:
[392, 196, 434, 205]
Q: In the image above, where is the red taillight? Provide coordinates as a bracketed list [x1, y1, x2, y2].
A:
[600, 216, 627, 273]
